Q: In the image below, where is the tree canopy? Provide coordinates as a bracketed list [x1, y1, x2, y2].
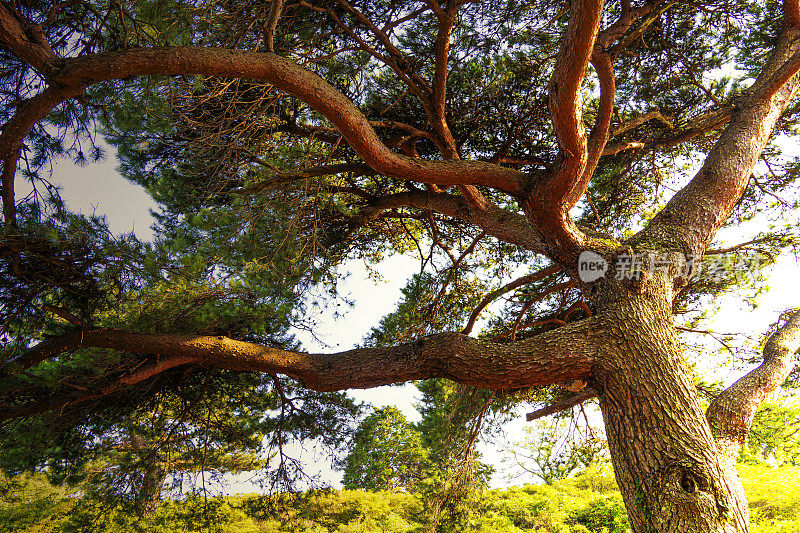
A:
[2, 0, 800, 531]
[340, 405, 428, 491]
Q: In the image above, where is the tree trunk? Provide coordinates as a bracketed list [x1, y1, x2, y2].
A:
[591, 279, 747, 532]
[134, 459, 167, 518]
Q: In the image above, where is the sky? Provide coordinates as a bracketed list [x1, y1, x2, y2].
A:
[15, 144, 800, 489]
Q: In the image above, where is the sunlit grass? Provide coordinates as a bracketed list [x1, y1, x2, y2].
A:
[739, 464, 800, 533]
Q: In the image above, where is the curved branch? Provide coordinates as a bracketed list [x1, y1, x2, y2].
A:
[0, 85, 84, 225]
[572, 49, 615, 206]
[349, 190, 545, 252]
[0, 3, 59, 75]
[2, 321, 601, 418]
[264, 0, 284, 52]
[542, 0, 605, 209]
[521, 0, 606, 265]
[706, 309, 800, 462]
[0, 84, 83, 160]
[0, 47, 527, 197]
[423, 0, 459, 158]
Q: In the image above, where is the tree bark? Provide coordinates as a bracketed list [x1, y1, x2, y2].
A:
[590, 275, 747, 532]
[707, 310, 800, 467]
[134, 460, 167, 518]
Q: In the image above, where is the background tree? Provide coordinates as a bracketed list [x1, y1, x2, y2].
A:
[506, 411, 609, 485]
[0, 195, 360, 512]
[70, 371, 275, 518]
[2, 0, 800, 531]
[340, 406, 428, 492]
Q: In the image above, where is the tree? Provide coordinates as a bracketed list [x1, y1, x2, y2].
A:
[0, 180, 360, 511]
[506, 412, 608, 485]
[2, 0, 800, 531]
[68, 371, 276, 518]
[340, 406, 428, 491]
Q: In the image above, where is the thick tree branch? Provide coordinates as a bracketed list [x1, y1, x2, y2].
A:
[634, 29, 800, 256]
[753, 47, 800, 102]
[0, 2, 59, 75]
[706, 309, 800, 462]
[574, 49, 615, 206]
[542, 0, 605, 209]
[423, 0, 459, 158]
[349, 190, 545, 252]
[0, 47, 528, 199]
[0, 84, 84, 224]
[786, 0, 800, 29]
[264, 0, 284, 52]
[2, 321, 601, 418]
[525, 387, 598, 421]
[520, 0, 607, 266]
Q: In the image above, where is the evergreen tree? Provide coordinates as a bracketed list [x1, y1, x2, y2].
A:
[2, 1, 800, 531]
[341, 406, 428, 491]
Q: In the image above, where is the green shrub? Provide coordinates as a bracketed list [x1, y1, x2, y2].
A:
[570, 495, 630, 533]
[739, 464, 800, 533]
[574, 466, 618, 494]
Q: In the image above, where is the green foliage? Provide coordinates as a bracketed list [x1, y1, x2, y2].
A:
[412, 379, 496, 529]
[242, 490, 422, 533]
[740, 398, 800, 467]
[341, 407, 428, 491]
[571, 497, 630, 533]
[0, 473, 76, 533]
[4, 0, 800, 528]
[506, 415, 609, 484]
[0, 163, 359, 510]
[736, 463, 800, 533]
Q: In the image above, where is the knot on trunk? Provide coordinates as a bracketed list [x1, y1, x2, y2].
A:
[645, 460, 737, 532]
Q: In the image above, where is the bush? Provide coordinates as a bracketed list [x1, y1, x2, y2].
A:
[570, 495, 630, 533]
[738, 463, 800, 533]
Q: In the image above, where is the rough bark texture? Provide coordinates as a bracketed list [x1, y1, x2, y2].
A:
[591, 273, 747, 532]
[1, 324, 600, 418]
[134, 460, 167, 518]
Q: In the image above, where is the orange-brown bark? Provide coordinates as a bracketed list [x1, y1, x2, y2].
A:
[0, 46, 527, 198]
